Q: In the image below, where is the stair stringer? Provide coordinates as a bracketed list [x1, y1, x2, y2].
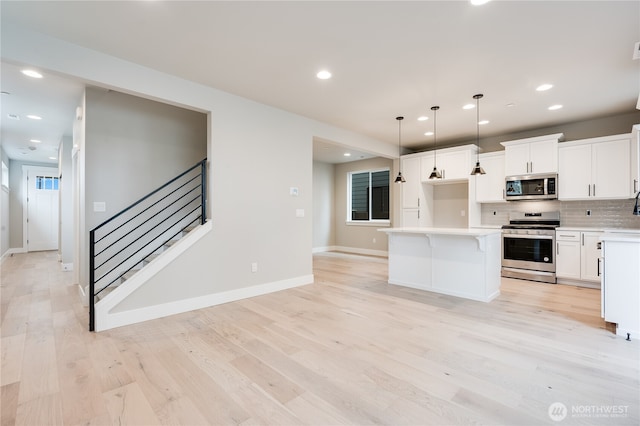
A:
[94, 221, 212, 331]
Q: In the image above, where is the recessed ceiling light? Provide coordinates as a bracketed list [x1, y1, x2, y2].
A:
[316, 70, 332, 80]
[30, 139, 41, 143]
[417, 116, 429, 121]
[536, 83, 553, 91]
[470, 0, 491, 5]
[26, 114, 42, 120]
[479, 120, 490, 125]
[48, 156, 57, 160]
[424, 131, 434, 136]
[343, 152, 351, 157]
[21, 69, 43, 79]
[505, 102, 516, 107]
[548, 104, 563, 110]
[462, 104, 475, 110]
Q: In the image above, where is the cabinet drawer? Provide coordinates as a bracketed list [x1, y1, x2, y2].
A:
[556, 231, 580, 241]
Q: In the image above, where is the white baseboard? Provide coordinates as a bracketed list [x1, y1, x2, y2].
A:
[333, 246, 388, 258]
[1, 247, 26, 263]
[312, 245, 337, 253]
[96, 274, 314, 332]
[61, 263, 73, 271]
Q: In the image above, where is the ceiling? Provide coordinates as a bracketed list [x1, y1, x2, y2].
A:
[1, 1, 639, 165]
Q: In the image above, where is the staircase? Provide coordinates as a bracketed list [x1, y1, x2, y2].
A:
[89, 159, 207, 331]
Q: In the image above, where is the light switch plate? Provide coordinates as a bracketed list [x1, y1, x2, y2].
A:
[296, 209, 305, 218]
[93, 202, 106, 212]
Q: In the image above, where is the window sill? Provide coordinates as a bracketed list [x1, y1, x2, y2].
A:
[345, 220, 390, 227]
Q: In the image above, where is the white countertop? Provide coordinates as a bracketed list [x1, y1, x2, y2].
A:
[600, 233, 640, 243]
[379, 227, 502, 237]
[556, 227, 640, 233]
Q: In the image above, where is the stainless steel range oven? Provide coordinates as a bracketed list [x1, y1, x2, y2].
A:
[501, 211, 560, 284]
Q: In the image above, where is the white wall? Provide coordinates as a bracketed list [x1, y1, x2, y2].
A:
[1, 24, 397, 314]
[59, 135, 74, 267]
[312, 161, 335, 250]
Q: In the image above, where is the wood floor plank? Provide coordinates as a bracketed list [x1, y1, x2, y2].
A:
[1, 250, 638, 425]
[102, 382, 160, 426]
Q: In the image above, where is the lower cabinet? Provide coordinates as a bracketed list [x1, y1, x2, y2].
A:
[556, 230, 603, 284]
[601, 235, 640, 337]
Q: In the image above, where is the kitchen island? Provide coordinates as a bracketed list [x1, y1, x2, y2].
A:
[379, 228, 502, 302]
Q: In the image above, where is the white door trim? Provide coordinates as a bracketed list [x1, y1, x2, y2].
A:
[22, 165, 60, 251]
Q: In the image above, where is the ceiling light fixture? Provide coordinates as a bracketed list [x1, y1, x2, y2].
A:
[470, 94, 486, 175]
[30, 139, 41, 143]
[26, 114, 42, 120]
[394, 116, 406, 183]
[479, 120, 490, 125]
[21, 69, 43, 79]
[424, 131, 434, 136]
[316, 70, 332, 80]
[428, 106, 442, 180]
[48, 157, 57, 160]
[536, 83, 553, 91]
[462, 104, 475, 110]
[417, 116, 429, 121]
[343, 153, 351, 157]
[470, 0, 491, 5]
[548, 104, 563, 110]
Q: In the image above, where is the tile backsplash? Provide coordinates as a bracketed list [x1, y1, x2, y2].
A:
[481, 199, 640, 229]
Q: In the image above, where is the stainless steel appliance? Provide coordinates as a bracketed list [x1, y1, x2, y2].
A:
[505, 173, 557, 201]
[501, 211, 560, 283]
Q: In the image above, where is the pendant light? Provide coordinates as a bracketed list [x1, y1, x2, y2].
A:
[428, 106, 442, 179]
[470, 93, 487, 175]
[394, 116, 406, 183]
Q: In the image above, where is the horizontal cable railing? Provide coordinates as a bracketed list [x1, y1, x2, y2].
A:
[89, 159, 206, 331]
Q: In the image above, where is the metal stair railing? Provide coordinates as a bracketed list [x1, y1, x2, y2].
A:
[89, 159, 206, 331]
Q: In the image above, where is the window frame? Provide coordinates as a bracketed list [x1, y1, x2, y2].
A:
[346, 167, 391, 226]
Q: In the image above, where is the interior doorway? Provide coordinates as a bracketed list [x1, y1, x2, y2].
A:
[22, 165, 59, 251]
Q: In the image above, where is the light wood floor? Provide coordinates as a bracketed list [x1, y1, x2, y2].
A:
[1, 251, 638, 425]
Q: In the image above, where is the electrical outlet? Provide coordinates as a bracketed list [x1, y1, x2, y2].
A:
[586, 210, 592, 216]
[251, 262, 258, 273]
[493, 211, 497, 216]
[372, 238, 376, 244]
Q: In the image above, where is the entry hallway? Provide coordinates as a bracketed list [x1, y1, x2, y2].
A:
[1, 251, 638, 425]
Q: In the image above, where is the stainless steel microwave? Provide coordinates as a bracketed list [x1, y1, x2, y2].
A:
[505, 173, 558, 201]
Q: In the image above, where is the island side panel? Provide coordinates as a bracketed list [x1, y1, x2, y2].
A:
[430, 233, 499, 302]
[388, 232, 432, 290]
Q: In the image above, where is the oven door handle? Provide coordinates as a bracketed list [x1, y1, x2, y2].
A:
[503, 234, 554, 240]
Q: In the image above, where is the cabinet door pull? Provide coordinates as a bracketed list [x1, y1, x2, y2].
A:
[634, 179, 638, 193]
[530, 162, 533, 173]
[588, 184, 591, 196]
[418, 210, 420, 219]
[593, 184, 596, 197]
[556, 242, 559, 256]
[597, 258, 601, 277]
[417, 198, 420, 207]
[581, 233, 584, 246]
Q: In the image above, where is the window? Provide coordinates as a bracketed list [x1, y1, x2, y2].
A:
[348, 169, 390, 222]
[35, 175, 59, 190]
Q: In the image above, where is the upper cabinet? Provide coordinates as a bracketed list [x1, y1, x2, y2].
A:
[632, 124, 639, 196]
[501, 134, 563, 176]
[558, 134, 632, 200]
[421, 145, 476, 183]
[400, 156, 422, 209]
[475, 151, 505, 203]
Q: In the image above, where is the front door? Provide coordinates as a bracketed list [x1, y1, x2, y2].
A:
[24, 166, 59, 251]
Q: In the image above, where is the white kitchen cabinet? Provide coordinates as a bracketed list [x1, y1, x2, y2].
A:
[475, 151, 505, 202]
[601, 234, 640, 337]
[558, 134, 632, 200]
[401, 156, 422, 208]
[556, 231, 581, 280]
[501, 134, 562, 176]
[402, 209, 420, 227]
[556, 229, 603, 284]
[581, 232, 603, 282]
[422, 145, 475, 183]
[632, 124, 639, 197]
